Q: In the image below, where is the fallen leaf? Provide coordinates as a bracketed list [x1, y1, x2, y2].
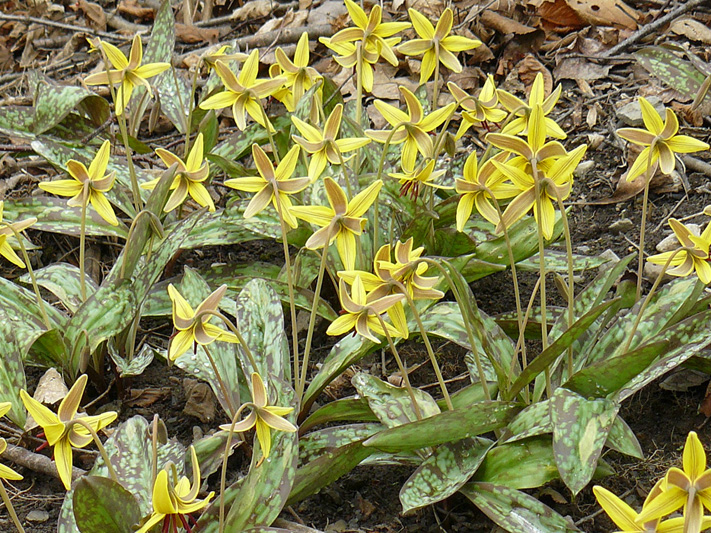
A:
[125, 387, 172, 408]
[564, 0, 638, 30]
[182, 379, 216, 423]
[118, 0, 154, 19]
[518, 54, 552, 93]
[175, 23, 219, 44]
[24, 368, 69, 432]
[670, 17, 711, 45]
[480, 9, 536, 35]
[529, 0, 586, 29]
[554, 57, 610, 80]
[230, 0, 271, 21]
[76, 0, 107, 31]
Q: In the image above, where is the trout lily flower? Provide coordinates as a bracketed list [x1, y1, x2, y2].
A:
[20, 375, 117, 490]
[270, 32, 322, 111]
[367, 86, 456, 172]
[291, 177, 382, 270]
[389, 159, 449, 201]
[291, 104, 371, 181]
[202, 45, 248, 70]
[39, 140, 118, 226]
[200, 49, 286, 131]
[320, 37, 389, 93]
[0, 403, 22, 482]
[647, 218, 711, 285]
[617, 97, 710, 182]
[142, 133, 214, 212]
[496, 73, 565, 139]
[398, 8, 481, 84]
[327, 275, 405, 343]
[84, 35, 170, 115]
[136, 446, 214, 533]
[219, 372, 296, 460]
[0, 201, 36, 268]
[167, 283, 239, 361]
[224, 144, 309, 229]
[449, 77, 507, 139]
[636, 432, 711, 532]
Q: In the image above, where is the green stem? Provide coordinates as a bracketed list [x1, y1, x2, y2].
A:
[79, 198, 87, 302]
[219, 404, 248, 533]
[297, 247, 329, 400]
[169, 67, 189, 158]
[0, 482, 24, 533]
[117, 113, 144, 212]
[636, 153, 655, 302]
[151, 414, 159, 486]
[119, 209, 163, 280]
[336, 147, 353, 205]
[69, 418, 118, 484]
[202, 343, 236, 417]
[511, 276, 542, 402]
[185, 64, 201, 155]
[432, 44, 440, 112]
[194, 309, 258, 374]
[260, 104, 280, 165]
[554, 193, 575, 380]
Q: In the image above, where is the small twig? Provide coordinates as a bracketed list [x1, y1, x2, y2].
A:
[682, 155, 711, 178]
[1, 444, 86, 482]
[0, 13, 123, 41]
[105, 11, 149, 34]
[652, 195, 686, 233]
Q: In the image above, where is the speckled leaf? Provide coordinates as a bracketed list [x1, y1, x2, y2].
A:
[635, 47, 706, 100]
[503, 400, 552, 444]
[0, 106, 34, 137]
[154, 66, 189, 133]
[472, 437, 558, 489]
[550, 388, 618, 495]
[461, 482, 579, 532]
[299, 423, 382, 464]
[0, 315, 27, 425]
[0, 276, 66, 344]
[352, 372, 440, 428]
[606, 415, 642, 459]
[107, 341, 154, 378]
[2, 197, 129, 239]
[517, 250, 608, 273]
[72, 476, 141, 533]
[363, 401, 520, 453]
[20, 263, 97, 313]
[193, 431, 239, 480]
[33, 82, 109, 134]
[400, 437, 494, 513]
[300, 397, 378, 433]
[212, 116, 292, 163]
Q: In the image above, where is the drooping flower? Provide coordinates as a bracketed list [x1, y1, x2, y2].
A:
[20, 375, 117, 490]
[136, 446, 214, 533]
[397, 8, 481, 84]
[38, 140, 118, 226]
[199, 49, 286, 131]
[290, 177, 382, 270]
[0, 403, 22, 482]
[617, 97, 709, 182]
[388, 159, 449, 201]
[448, 76, 507, 139]
[142, 133, 214, 212]
[202, 45, 248, 70]
[219, 372, 296, 460]
[291, 104, 370, 181]
[0, 201, 36, 268]
[496, 72, 565, 139]
[167, 283, 239, 361]
[84, 35, 170, 115]
[320, 37, 390, 93]
[647, 218, 711, 285]
[224, 144, 309, 228]
[270, 32, 323, 111]
[367, 86, 456, 172]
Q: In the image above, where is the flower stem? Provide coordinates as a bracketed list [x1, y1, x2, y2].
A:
[218, 404, 248, 533]
[195, 309, 259, 374]
[298, 247, 328, 400]
[70, 418, 118, 484]
[432, 45, 440, 112]
[0, 482, 24, 533]
[202, 343, 236, 417]
[636, 162, 654, 302]
[259, 106, 280, 165]
[79, 198, 87, 302]
[554, 193, 575, 380]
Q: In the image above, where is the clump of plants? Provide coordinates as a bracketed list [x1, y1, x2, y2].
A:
[0, 0, 709, 532]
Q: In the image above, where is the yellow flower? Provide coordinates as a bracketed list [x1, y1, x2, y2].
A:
[199, 50, 286, 131]
[455, 151, 519, 231]
[136, 446, 214, 533]
[219, 372, 296, 460]
[320, 37, 390, 93]
[38, 140, 118, 226]
[398, 8, 481, 84]
[636, 432, 711, 532]
[647, 218, 711, 285]
[202, 44, 248, 70]
[0, 403, 21, 482]
[224, 144, 309, 229]
[327, 0, 410, 68]
[496, 73, 565, 139]
[290, 177, 382, 270]
[291, 104, 371, 181]
[167, 283, 239, 361]
[142, 133, 214, 212]
[367, 86, 456, 172]
[269, 32, 323, 111]
[20, 375, 117, 490]
[327, 275, 405, 344]
[617, 97, 709, 182]
[0, 201, 36, 268]
[84, 35, 170, 116]
[449, 76, 507, 139]
[388, 159, 449, 201]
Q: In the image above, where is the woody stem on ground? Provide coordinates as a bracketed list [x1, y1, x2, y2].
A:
[69, 418, 118, 484]
[0, 482, 24, 533]
[375, 313, 422, 420]
[554, 193, 575, 380]
[201, 343, 236, 417]
[218, 404, 248, 533]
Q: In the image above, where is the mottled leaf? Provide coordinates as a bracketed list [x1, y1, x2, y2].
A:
[517, 250, 608, 273]
[503, 400, 552, 444]
[193, 431, 239, 480]
[107, 341, 154, 378]
[606, 415, 643, 459]
[472, 437, 558, 489]
[20, 263, 97, 313]
[33, 81, 109, 134]
[72, 476, 141, 533]
[0, 106, 34, 137]
[154, 66, 190, 134]
[635, 47, 706, 100]
[300, 423, 382, 464]
[300, 397, 378, 433]
[0, 314, 27, 425]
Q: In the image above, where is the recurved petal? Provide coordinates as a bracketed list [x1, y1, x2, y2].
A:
[441, 34, 481, 52]
[408, 8, 435, 39]
[486, 133, 532, 159]
[152, 469, 178, 514]
[397, 39, 432, 56]
[54, 438, 74, 490]
[168, 283, 195, 327]
[275, 145, 301, 181]
[344, 0, 368, 29]
[133, 62, 170, 80]
[536, 195, 556, 240]
[19, 389, 60, 432]
[0, 460, 22, 481]
[223, 176, 266, 192]
[625, 146, 658, 182]
[657, 142, 676, 174]
[188, 181, 215, 211]
[88, 140, 112, 180]
[326, 313, 358, 337]
[336, 229, 357, 270]
[420, 102, 456, 132]
[456, 193, 474, 232]
[348, 179, 382, 217]
[244, 186, 273, 218]
[666, 135, 710, 153]
[438, 47, 462, 73]
[89, 191, 118, 226]
[57, 375, 88, 422]
[83, 70, 123, 86]
[635, 482, 687, 524]
[185, 133, 205, 172]
[497, 187, 536, 233]
[639, 97, 664, 136]
[255, 419, 273, 458]
[374, 99, 410, 127]
[220, 410, 258, 433]
[101, 41, 129, 70]
[199, 90, 238, 111]
[592, 486, 640, 531]
[336, 137, 371, 153]
[0, 240, 25, 268]
[291, 115, 323, 143]
[169, 329, 194, 361]
[419, 50, 437, 85]
[260, 408, 297, 432]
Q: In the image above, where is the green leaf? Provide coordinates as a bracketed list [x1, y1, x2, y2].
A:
[503, 400, 552, 443]
[300, 397, 378, 433]
[20, 263, 97, 313]
[33, 79, 109, 134]
[0, 314, 27, 425]
[400, 437, 494, 513]
[212, 116, 292, 164]
[461, 482, 579, 532]
[73, 476, 142, 533]
[0, 275, 66, 330]
[517, 250, 608, 273]
[634, 46, 706, 100]
[606, 415, 643, 459]
[193, 431, 239, 480]
[299, 423, 382, 464]
[0, 106, 34, 137]
[363, 401, 520, 453]
[154, 67, 189, 134]
[472, 436, 559, 489]
[107, 341, 154, 378]
[550, 388, 618, 495]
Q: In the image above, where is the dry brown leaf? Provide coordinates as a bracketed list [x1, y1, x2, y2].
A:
[518, 55, 552, 94]
[76, 0, 107, 31]
[118, 0, 154, 19]
[182, 379, 216, 423]
[586, 104, 597, 128]
[405, 0, 444, 20]
[231, 0, 272, 21]
[529, 0, 586, 29]
[481, 9, 536, 35]
[125, 387, 172, 408]
[564, 0, 638, 30]
[554, 57, 610, 80]
[670, 17, 711, 45]
[24, 368, 69, 432]
[175, 23, 219, 44]
[699, 381, 711, 417]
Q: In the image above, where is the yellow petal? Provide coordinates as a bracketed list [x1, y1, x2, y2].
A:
[592, 486, 641, 531]
[54, 438, 74, 490]
[347, 179, 382, 217]
[89, 191, 118, 226]
[20, 389, 60, 430]
[39, 180, 83, 198]
[683, 431, 707, 480]
[100, 41, 129, 70]
[132, 62, 170, 80]
[408, 8, 434, 39]
[255, 419, 272, 458]
[88, 140, 111, 181]
[639, 97, 664, 135]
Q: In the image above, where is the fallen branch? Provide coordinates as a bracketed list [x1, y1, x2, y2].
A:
[1, 444, 86, 483]
[0, 13, 122, 42]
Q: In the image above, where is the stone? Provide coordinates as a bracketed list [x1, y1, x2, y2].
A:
[616, 96, 665, 127]
[609, 218, 634, 234]
[656, 224, 701, 252]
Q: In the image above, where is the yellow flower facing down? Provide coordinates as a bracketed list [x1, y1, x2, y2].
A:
[39, 140, 118, 226]
[496, 72, 565, 139]
[291, 177, 382, 270]
[269, 32, 323, 111]
[367, 86, 456, 172]
[84, 35, 170, 116]
[199, 50, 286, 131]
[0, 201, 36, 268]
[389, 159, 449, 201]
[219, 372, 296, 460]
[136, 446, 214, 533]
[291, 104, 371, 181]
[449, 77, 507, 139]
[224, 144, 309, 229]
[20, 375, 117, 490]
[320, 37, 391, 93]
[327, 275, 406, 344]
[455, 151, 519, 231]
[167, 283, 239, 361]
[202, 44, 248, 70]
[617, 97, 710, 182]
[636, 432, 711, 533]
[647, 218, 711, 285]
[142, 133, 214, 212]
[398, 8, 481, 85]
[0, 403, 22, 481]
